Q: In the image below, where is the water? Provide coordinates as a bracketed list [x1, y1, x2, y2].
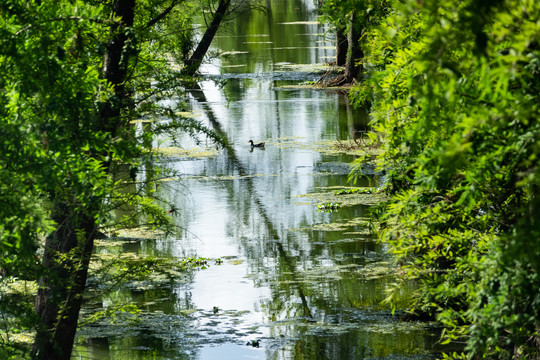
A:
[73, 1, 445, 359]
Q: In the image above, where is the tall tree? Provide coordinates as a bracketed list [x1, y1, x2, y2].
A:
[100, 0, 136, 135]
[348, 0, 540, 357]
[335, 27, 348, 66]
[344, 11, 363, 81]
[1, 0, 218, 358]
[27, 0, 138, 358]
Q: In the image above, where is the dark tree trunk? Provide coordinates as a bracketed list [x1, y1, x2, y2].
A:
[32, 204, 97, 360]
[182, 0, 231, 76]
[31, 1, 136, 358]
[100, 0, 136, 135]
[336, 27, 347, 66]
[344, 12, 363, 82]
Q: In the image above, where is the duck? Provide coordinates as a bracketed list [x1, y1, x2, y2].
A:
[248, 140, 265, 148]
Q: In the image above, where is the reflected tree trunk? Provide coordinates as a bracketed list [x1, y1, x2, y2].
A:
[182, 0, 231, 76]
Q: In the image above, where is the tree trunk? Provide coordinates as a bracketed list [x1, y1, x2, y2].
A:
[182, 0, 231, 76]
[100, 0, 136, 135]
[32, 1, 136, 358]
[336, 27, 347, 66]
[32, 204, 97, 360]
[344, 12, 363, 82]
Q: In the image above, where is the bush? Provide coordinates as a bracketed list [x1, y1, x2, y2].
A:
[349, 0, 540, 357]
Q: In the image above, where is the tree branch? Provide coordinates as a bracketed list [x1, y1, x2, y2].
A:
[15, 17, 115, 36]
[143, 0, 184, 30]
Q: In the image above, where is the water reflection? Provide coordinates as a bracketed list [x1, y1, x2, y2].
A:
[74, 0, 445, 359]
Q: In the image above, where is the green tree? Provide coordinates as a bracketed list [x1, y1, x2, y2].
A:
[0, 1, 143, 358]
[349, 0, 540, 357]
[1, 0, 221, 358]
[319, 0, 390, 83]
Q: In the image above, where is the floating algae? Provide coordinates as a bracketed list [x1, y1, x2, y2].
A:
[101, 226, 166, 240]
[273, 62, 333, 74]
[294, 186, 385, 208]
[292, 218, 372, 233]
[268, 138, 381, 159]
[152, 147, 219, 159]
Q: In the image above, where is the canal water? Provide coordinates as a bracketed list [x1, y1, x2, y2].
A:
[74, 1, 444, 359]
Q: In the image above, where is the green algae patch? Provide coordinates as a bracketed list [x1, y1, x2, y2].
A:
[269, 138, 381, 158]
[102, 226, 165, 240]
[91, 252, 210, 278]
[276, 83, 352, 92]
[179, 173, 278, 182]
[316, 140, 382, 157]
[354, 261, 396, 280]
[273, 261, 400, 310]
[317, 202, 341, 212]
[295, 218, 372, 233]
[274, 62, 334, 74]
[289, 216, 371, 233]
[213, 173, 276, 181]
[77, 308, 262, 347]
[279, 21, 320, 25]
[294, 186, 385, 208]
[300, 261, 397, 282]
[334, 187, 379, 195]
[179, 308, 198, 316]
[130, 112, 201, 124]
[362, 320, 439, 335]
[220, 50, 249, 56]
[90, 236, 216, 292]
[153, 147, 219, 159]
[222, 64, 247, 68]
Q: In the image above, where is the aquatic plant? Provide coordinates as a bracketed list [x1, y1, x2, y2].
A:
[334, 187, 379, 195]
[317, 203, 342, 212]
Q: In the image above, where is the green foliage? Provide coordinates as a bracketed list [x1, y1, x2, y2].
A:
[347, 0, 540, 357]
[319, 0, 391, 34]
[1, 0, 223, 357]
[81, 254, 214, 329]
[1, 1, 115, 356]
[334, 187, 378, 195]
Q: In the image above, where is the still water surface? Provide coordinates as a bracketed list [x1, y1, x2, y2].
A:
[74, 1, 444, 359]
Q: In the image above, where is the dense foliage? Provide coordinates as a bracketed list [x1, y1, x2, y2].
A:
[0, 2, 116, 356]
[0, 0, 225, 358]
[319, 0, 390, 81]
[347, 0, 540, 357]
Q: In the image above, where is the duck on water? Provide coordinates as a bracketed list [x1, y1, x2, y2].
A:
[248, 140, 265, 148]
